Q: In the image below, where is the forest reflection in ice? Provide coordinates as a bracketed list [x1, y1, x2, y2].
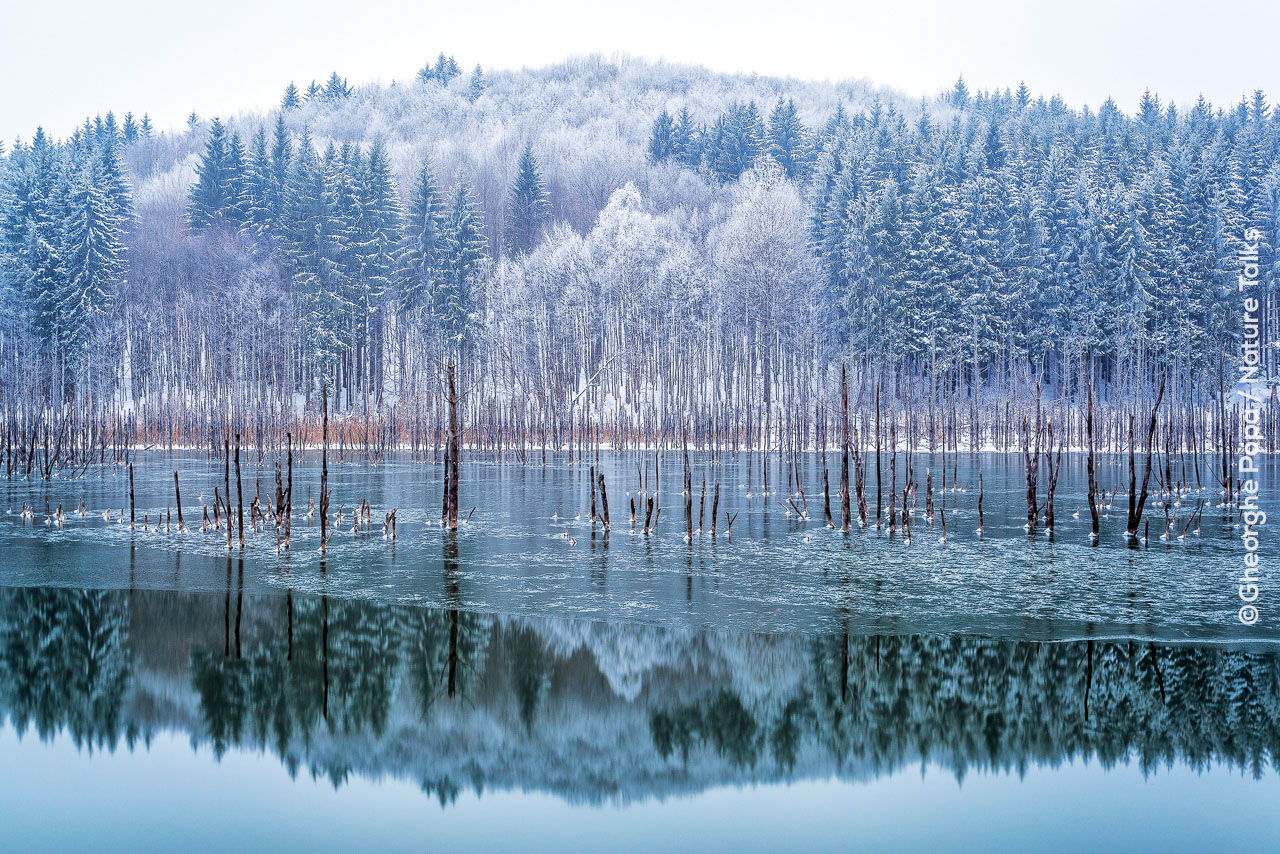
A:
[1, 586, 1275, 806]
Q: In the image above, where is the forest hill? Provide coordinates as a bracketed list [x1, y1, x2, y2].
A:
[0, 62, 1278, 489]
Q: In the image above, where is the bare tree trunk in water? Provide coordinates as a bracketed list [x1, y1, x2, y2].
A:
[1087, 355, 1100, 539]
[840, 363, 851, 532]
[1023, 384, 1041, 530]
[1127, 371, 1167, 537]
[445, 362, 460, 530]
[320, 385, 329, 551]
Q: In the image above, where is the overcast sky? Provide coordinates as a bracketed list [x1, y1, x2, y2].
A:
[3, 0, 1278, 143]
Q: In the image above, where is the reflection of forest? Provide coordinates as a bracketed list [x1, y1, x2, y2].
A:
[1, 587, 1277, 804]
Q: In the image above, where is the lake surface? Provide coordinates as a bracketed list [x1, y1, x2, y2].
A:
[0, 451, 1276, 850]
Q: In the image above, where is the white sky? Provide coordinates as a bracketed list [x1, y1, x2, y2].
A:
[2, 0, 1278, 143]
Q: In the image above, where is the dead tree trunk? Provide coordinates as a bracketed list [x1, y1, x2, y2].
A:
[823, 467, 834, 527]
[874, 382, 882, 528]
[925, 468, 934, 523]
[598, 472, 610, 529]
[711, 481, 720, 537]
[285, 431, 293, 549]
[840, 363, 851, 532]
[683, 439, 692, 541]
[1086, 356, 1100, 539]
[174, 471, 184, 530]
[1022, 385, 1042, 529]
[235, 433, 244, 547]
[1044, 422, 1062, 533]
[225, 438, 232, 549]
[699, 473, 706, 532]
[590, 464, 597, 524]
[320, 385, 330, 551]
[1126, 371, 1167, 538]
[445, 362, 460, 530]
[977, 471, 984, 536]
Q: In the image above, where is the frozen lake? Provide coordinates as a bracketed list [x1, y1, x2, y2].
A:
[0, 450, 1272, 640]
[0, 451, 1275, 850]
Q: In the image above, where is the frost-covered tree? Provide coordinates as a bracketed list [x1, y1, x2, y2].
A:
[503, 143, 551, 257]
[281, 82, 301, 110]
[467, 64, 486, 103]
[187, 118, 245, 233]
[648, 109, 675, 163]
[766, 98, 811, 180]
[436, 182, 488, 348]
[57, 164, 126, 367]
[399, 162, 446, 314]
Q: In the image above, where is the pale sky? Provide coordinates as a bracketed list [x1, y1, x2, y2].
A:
[2, 0, 1278, 143]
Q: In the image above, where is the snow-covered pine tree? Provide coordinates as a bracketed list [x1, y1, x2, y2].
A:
[281, 82, 301, 110]
[648, 110, 676, 163]
[57, 159, 125, 367]
[467, 65, 485, 102]
[121, 112, 138, 144]
[187, 118, 245, 233]
[766, 97, 812, 180]
[398, 162, 446, 314]
[437, 182, 488, 348]
[503, 142, 551, 257]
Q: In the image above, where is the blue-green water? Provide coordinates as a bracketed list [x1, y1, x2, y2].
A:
[0, 452, 1275, 851]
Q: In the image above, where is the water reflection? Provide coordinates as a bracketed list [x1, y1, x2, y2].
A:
[0, 587, 1276, 805]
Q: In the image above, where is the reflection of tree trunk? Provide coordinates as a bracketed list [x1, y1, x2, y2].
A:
[223, 557, 231, 657]
[235, 556, 244, 659]
[286, 589, 293, 661]
[444, 535, 460, 605]
[322, 594, 330, 722]
[840, 630, 849, 704]
[1149, 642, 1166, 705]
[1084, 639, 1094, 723]
[446, 610, 460, 699]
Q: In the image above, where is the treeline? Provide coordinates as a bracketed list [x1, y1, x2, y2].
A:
[1, 59, 1278, 456]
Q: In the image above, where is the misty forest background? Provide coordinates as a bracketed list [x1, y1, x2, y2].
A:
[2, 54, 1279, 455]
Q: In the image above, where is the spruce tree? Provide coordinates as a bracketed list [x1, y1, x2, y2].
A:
[437, 182, 487, 347]
[351, 140, 402, 334]
[672, 107, 696, 164]
[324, 72, 351, 100]
[187, 118, 244, 233]
[648, 110, 675, 163]
[121, 112, 138, 144]
[58, 162, 124, 365]
[242, 127, 273, 238]
[766, 98, 811, 180]
[399, 162, 446, 313]
[710, 101, 764, 182]
[503, 142, 551, 256]
[468, 65, 486, 102]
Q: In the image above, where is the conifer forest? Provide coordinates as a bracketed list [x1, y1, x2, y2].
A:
[3, 56, 1277, 468]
